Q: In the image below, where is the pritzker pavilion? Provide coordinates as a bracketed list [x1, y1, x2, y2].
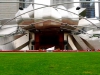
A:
[0, 0, 100, 51]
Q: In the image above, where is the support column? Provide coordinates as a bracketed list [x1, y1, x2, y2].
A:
[29, 33, 35, 50]
[59, 32, 64, 50]
[64, 33, 77, 50]
[64, 33, 68, 50]
[34, 33, 40, 50]
[73, 35, 90, 50]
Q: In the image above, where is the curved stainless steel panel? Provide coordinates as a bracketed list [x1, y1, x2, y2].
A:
[0, 42, 15, 50]
[1, 19, 17, 25]
[0, 36, 14, 45]
[26, 4, 34, 18]
[15, 4, 34, 25]
[0, 36, 15, 50]
[57, 5, 79, 25]
[35, 20, 61, 29]
[0, 24, 18, 35]
[15, 10, 23, 24]
[34, 7, 61, 29]
[15, 3, 86, 30]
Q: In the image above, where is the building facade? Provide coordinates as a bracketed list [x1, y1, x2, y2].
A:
[0, 0, 33, 20]
[95, 0, 100, 19]
[20, 0, 33, 8]
[80, 0, 95, 18]
[0, 0, 97, 19]
[52, 0, 80, 9]
[0, 0, 19, 19]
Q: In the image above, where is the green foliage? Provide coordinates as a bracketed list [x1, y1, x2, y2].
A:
[0, 52, 100, 75]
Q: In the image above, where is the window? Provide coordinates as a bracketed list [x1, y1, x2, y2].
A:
[19, 0, 25, 8]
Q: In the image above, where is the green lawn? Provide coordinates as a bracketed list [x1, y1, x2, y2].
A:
[0, 52, 100, 75]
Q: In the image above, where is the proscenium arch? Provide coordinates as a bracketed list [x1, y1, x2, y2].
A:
[0, 26, 85, 46]
[0, 18, 92, 36]
[0, 17, 92, 45]
[0, 19, 92, 45]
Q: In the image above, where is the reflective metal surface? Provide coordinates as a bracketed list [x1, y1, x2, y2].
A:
[2, 0, 99, 50]
[15, 3, 86, 30]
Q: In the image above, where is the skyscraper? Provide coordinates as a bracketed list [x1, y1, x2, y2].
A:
[19, 0, 33, 8]
[95, 0, 100, 19]
[0, 0, 34, 19]
[0, 0, 19, 19]
[52, 0, 74, 9]
[80, 0, 95, 18]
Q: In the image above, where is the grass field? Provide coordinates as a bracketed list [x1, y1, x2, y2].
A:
[0, 52, 100, 75]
